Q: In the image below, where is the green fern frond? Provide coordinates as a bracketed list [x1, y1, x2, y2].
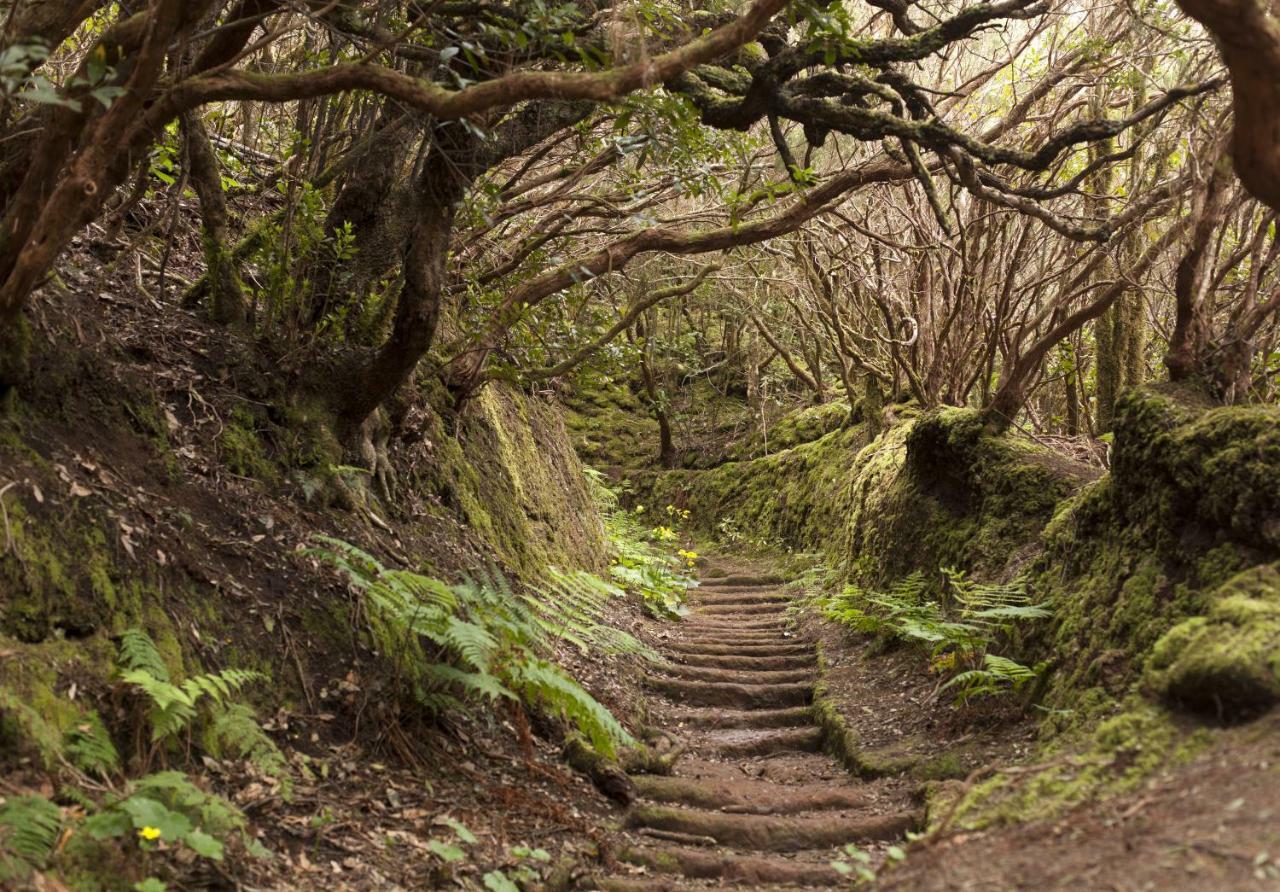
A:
[64, 713, 120, 778]
[426, 663, 515, 702]
[511, 659, 633, 758]
[0, 795, 61, 879]
[118, 628, 171, 682]
[204, 704, 290, 794]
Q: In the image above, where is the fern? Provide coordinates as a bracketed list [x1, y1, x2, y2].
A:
[64, 714, 120, 778]
[823, 568, 1049, 704]
[117, 629, 267, 742]
[511, 659, 633, 758]
[203, 704, 290, 793]
[312, 537, 636, 756]
[940, 654, 1039, 703]
[0, 795, 61, 880]
[118, 628, 172, 682]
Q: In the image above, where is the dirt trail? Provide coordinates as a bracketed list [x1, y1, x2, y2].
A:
[595, 574, 919, 889]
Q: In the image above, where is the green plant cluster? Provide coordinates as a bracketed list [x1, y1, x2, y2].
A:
[587, 469, 696, 619]
[820, 567, 1048, 704]
[312, 537, 642, 756]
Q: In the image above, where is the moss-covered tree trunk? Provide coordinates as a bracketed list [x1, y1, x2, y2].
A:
[181, 111, 249, 327]
[307, 102, 415, 327]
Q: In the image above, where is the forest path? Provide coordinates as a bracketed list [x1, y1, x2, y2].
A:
[595, 573, 919, 889]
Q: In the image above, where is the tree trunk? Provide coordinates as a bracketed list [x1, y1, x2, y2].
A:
[1166, 158, 1231, 382]
[181, 111, 248, 327]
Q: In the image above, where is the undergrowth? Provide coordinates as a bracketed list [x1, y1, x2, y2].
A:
[587, 468, 695, 619]
[821, 568, 1049, 704]
[311, 537, 644, 757]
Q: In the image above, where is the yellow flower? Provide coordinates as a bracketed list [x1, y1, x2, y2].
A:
[139, 826, 162, 841]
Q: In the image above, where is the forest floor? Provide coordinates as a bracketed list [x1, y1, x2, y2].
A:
[5, 235, 1279, 889]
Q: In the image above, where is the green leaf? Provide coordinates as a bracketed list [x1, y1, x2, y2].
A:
[426, 840, 466, 862]
[134, 879, 167, 892]
[121, 797, 193, 841]
[439, 817, 477, 844]
[182, 829, 225, 860]
[483, 871, 520, 892]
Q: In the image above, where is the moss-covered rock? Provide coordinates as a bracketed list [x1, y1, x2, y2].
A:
[1035, 387, 1280, 701]
[1143, 563, 1280, 719]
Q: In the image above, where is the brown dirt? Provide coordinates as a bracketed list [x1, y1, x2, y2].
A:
[881, 711, 1280, 891]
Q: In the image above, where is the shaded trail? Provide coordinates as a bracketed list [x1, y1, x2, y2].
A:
[597, 574, 919, 889]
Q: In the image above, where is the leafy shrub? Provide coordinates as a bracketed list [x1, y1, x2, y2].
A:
[80, 770, 267, 863]
[311, 538, 640, 757]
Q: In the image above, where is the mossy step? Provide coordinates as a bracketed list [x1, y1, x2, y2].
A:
[592, 876, 819, 891]
[676, 629, 795, 642]
[696, 573, 783, 588]
[669, 653, 816, 671]
[619, 844, 848, 886]
[632, 774, 867, 814]
[658, 705, 814, 730]
[682, 618, 790, 631]
[700, 574, 786, 587]
[694, 602, 792, 616]
[665, 642, 814, 658]
[696, 591, 793, 606]
[644, 676, 813, 709]
[690, 726, 824, 758]
[655, 663, 813, 685]
[626, 803, 917, 852]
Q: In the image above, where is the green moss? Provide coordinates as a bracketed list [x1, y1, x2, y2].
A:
[1143, 563, 1280, 718]
[934, 703, 1212, 831]
[0, 635, 117, 770]
[0, 313, 31, 409]
[216, 405, 276, 481]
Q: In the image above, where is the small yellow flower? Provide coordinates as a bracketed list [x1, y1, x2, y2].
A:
[139, 826, 162, 841]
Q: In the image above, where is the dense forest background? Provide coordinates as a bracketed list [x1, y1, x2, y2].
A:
[1, 0, 1279, 889]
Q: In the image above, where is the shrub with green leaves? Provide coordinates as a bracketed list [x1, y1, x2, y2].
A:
[80, 771, 268, 863]
[311, 537, 640, 757]
[821, 568, 1048, 704]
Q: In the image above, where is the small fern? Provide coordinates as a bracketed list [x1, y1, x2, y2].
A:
[64, 714, 120, 778]
[940, 654, 1040, 703]
[0, 795, 61, 881]
[203, 704, 290, 794]
[822, 568, 1048, 705]
[116, 629, 267, 742]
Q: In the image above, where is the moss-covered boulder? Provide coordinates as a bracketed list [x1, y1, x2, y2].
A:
[1038, 387, 1280, 700]
[1144, 563, 1280, 719]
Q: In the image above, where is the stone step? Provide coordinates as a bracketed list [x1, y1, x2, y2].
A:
[657, 705, 814, 730]
[627, 803, 918, 853]
[656, 663, 813, 685]
[689, 726, 824, 759]
[644, 676, 813, 709]
[633, 774, 867, 815]
[665, 642, 813, 658]
[668, 652, 816, 671]
[619, 844, 848, 886]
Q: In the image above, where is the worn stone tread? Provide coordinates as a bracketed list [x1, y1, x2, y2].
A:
[632, 774, 867, 814]
[627, 803, 919, 852]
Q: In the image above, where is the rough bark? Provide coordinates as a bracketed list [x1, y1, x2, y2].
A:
[181, 111, 248, 327]
[1176, 0, 1280, 210]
